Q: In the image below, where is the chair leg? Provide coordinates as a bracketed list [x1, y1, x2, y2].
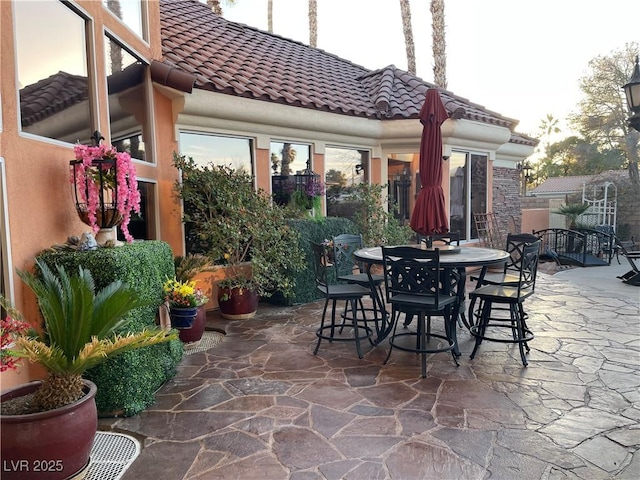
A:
[349, 298, 364, 359]
[384, 308, 400, 365]
[443, 308, 460, 366]
[314, 298, 331, 355]
[518, 302, 531, 353]
[470, 299, 491, 359]
[512, 303, 528, 367]
[418, 312, 427, 378]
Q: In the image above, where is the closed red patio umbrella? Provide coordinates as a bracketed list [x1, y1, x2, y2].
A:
[410, 88, 449, 245]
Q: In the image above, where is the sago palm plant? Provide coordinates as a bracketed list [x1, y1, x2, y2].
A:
[1, 259, 176, 412]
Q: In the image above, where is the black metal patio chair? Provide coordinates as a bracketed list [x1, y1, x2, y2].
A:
[310, 242, 374, 358]
[332, 234, 386, 333]
[468, 240, 541, 366]
[381, 246, 459, 378]
[468, 232, 540, 326]
[615, 238, 640, 286]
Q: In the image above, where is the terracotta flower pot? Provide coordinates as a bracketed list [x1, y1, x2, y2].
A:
[218, 286, 258, 320]
[0, 380, 98, 480]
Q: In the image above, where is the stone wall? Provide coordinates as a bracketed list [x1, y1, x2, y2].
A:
[492, 166, 522, 235]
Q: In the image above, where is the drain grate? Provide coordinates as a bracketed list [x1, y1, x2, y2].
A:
[183, 330, 225, 355]
[85, 432, 140, 480]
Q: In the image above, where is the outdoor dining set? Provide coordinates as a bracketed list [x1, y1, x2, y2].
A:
[310, 232, 543, 378]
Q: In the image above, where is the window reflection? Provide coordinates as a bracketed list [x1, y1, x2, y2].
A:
[103, 0, 144, 39]
[105, 35, 149, 162]
[16, 0, 92, 144]
[118, 180, 156, 241]
[325, 147, 368, 219]
[179, 132, 253, 174]
[270, 142, 311, 206]
[449, 151, 488, 241]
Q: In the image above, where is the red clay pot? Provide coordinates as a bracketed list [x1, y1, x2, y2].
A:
[1, 380, 98, 480]
[218, 286, 258, 320]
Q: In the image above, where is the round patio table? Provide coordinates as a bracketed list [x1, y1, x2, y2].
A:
[354, 245, 510, 354]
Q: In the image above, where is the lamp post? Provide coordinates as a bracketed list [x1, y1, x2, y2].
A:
[622, 55, 640, 132]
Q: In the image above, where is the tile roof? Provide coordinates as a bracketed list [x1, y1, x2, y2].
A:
[159, 0, 537, 146]
[530, 170, 629, 195]
[20, 71, 89, 127]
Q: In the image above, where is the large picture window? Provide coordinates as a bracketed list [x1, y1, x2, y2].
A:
[105, 35, 150, 162]
[449, 151, 488, 241]
[179, 132, 253, 174]
[15, 0, 93, 144]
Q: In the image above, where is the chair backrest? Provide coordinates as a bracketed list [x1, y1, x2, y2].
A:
[311, 242, 331, 288]
[332, 234, 364, 278]
[418, 232, 461, 247]
[515, 240, 542, 298]
[503, 233, 541, 273]
[382, 246, 447, 308]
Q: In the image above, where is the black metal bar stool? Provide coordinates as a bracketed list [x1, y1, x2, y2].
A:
[311, 242, 373, 358]
[468, 241, 541, 366]
[381, 246, 459, 378]
[332, 234, 387, 337]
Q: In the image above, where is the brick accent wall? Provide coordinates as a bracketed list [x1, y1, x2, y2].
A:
[492, 166, 522, 235]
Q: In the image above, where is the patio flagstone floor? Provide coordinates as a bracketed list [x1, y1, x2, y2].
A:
[100, 268, 640, 480]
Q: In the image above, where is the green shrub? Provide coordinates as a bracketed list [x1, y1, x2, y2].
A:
[269, 217, 358, 305]
[36, 240, 183, 416]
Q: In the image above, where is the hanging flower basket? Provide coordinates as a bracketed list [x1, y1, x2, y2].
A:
[70, 142, 141, 243]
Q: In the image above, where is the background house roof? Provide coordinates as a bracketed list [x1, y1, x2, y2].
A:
[530, 170, 629, 196]
[159, 0, 537, 147]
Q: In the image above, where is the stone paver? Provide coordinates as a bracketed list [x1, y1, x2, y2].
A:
[100, 268, 640, 479]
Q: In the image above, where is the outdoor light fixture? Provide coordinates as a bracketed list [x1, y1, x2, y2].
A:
[293, 158, 319, 193]
[622, 55, 640, 132]
[517, 161, 533, 196]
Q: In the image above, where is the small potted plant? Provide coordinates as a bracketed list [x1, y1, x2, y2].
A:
[172, 254, 214, 343]
[172, 153, 305, 319]
[0, 259, 176, 480]
[70, 140, 141, 244]
[163, 278, 209, 331]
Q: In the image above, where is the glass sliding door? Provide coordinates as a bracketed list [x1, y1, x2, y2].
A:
[449, 151, 488, 241]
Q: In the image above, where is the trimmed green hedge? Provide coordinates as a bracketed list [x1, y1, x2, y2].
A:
[269, 217, 358, 305]
[36, 240, 183, 416]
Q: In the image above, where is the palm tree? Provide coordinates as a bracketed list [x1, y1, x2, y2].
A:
[207, 0, 236, 16]
[309, 0, 317, 48]
[2, 260, 175, 412]
[431, 0, 447, 88]
[399, 0, 416, 75]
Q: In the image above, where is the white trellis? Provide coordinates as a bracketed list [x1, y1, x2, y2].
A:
[580, 181, 617, 230]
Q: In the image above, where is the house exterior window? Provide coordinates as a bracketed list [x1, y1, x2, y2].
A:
[325, 147, 368, 219]
[270, 142, 311, 207]
[118, 180, 156, 241]
[15, 0, 93, 144]
[179, 132, 253, 174]
[105, 34, 151, 162]
[449, 151, 488, 241]
[103, 0, 146, 40]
